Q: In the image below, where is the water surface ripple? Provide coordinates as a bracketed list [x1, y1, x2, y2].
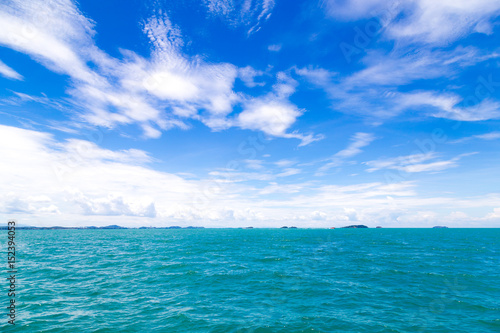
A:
[3, 228, 499, 332]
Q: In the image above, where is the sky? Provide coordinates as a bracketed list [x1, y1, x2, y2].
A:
[0, 0, 499, 228]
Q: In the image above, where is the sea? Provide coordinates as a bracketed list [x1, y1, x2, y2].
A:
[3, 228, 499, 332]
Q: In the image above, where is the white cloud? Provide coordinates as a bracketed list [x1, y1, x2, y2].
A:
[485, 207, 500, 219]
[347, 47, 481, 87]
[387, 0, 500, 45]
[140, 14, 240, 117]
[297, 45, 500, 122]
[294, 66, 336, 86]
[143, 13, 184, 52]
[268, 44, 281, 52]
[311, 210, 328, 220]
[71, 192, 156, 217]
[274, 159, 296, 167]
[259, 182, 305, 195]
[0, 124, 196, 224]
[0, 0, 98, 83]
[452, 131, 500, 143]
[238, 73, 323, 145]
[0, 60, 23, 80]
[244, 159, 265, 170]
[364, 152, 476, 173]
[276, 168, 301, 177]
[325, 0, 395, 20]
[0, 92, 66, 114]
[341, 48, 495, 118]
[398, 92, 500, 122]
[318, 132, 375, 172]
[238, 66, 265, 87]
[203, 0, 275, 35]
[208, 165, 300, 183]
[238, 100, 301, 136]
[473, 132, 500, 140]
[59, 139, 153, 165]
[325, 0, 500, 45]
[335, 132, 375, 159]
[431, 98, 500, 121]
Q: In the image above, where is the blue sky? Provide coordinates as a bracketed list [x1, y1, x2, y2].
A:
[1, 0, 499, 227]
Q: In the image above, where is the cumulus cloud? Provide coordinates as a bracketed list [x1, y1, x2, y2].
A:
[238, 100, 301, 136]
[238, 73, 323, 146]
[0, 124, 193, 222]
[71, 192, 157, 217]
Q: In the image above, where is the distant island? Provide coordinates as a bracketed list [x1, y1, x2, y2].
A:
[0, 225, 205, 230]
[341, 225, 369, 228]
[433, 226, 448, 228]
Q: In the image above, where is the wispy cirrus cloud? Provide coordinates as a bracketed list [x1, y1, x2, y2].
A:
[333, 132, 375, 159]
[318, 132, 375, 173]
[308, 1, 500, 124]
[451, 131, 500, 143]
[364, 152, 477, 173]
[325, 0, 500, 45]
[386, 0, 500, 45]
[297, 47, 500, 121]
[204, 0, 275, 35]
[0, 60, 23, 80]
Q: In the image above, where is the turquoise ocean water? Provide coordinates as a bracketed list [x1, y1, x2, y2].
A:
[3, 228, 499, 332]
